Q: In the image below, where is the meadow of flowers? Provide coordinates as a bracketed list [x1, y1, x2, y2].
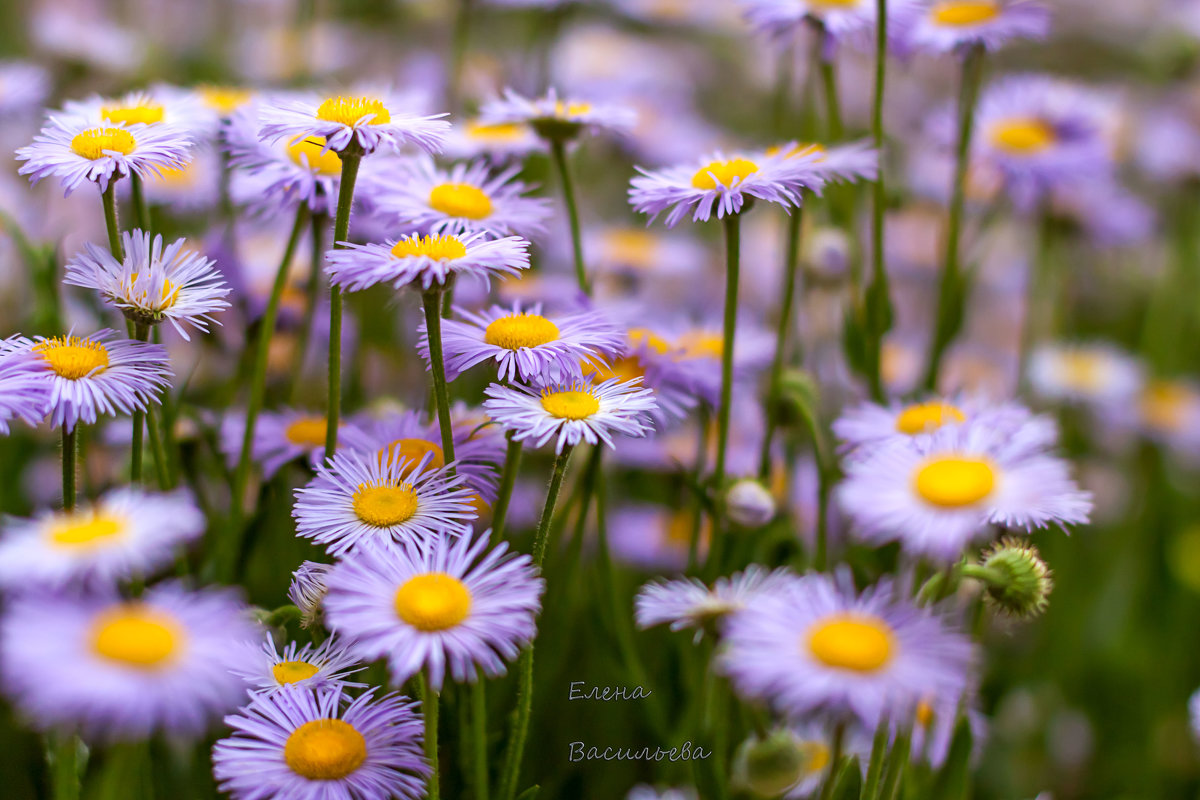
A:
[1, 0, 1198, 798]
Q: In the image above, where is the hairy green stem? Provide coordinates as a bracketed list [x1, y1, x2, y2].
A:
[864, 0, 892, 402]
[550, 138, 588, 295]
[760, 208, 803, 479]
[489, 433, 523, 541]
[706, 214, 741, 575]
[101, 182, 126, 260]
[325, 148, 364, 460]
[422, 289, 458, 475]
[62, 426, 77, 512]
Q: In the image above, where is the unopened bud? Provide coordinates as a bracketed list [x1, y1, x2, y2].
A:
[732, 730, 808, 797]
[287, 560, 333, 628]
[725, 479, 776, 528]
[972, 538, 1053, 617]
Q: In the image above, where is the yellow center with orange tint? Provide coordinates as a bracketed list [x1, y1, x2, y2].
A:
[691, 159, 759, 190]
[48, 513, 125, 549]
[287, 136, 343, 176]
[484, 313, 560, 350]
[316, 96, 391, 126]
[70, 128, 136, 160]
[913, 456, 996, 507]
[285, 417, 328, 447]
[379, 438, 445, 471]
[807, 615, 894, 672]
[352, 483, 419, 527]
[284, 718, 367, 780]
[391, 234, 467, 261]
[429, 183, 494, 220]
[91, 606, 182, 668]
[35, 336, 110, 379]
[394, 572, 472, 631]
[894, 401, 966, 435]
[931, 0, 999, 25]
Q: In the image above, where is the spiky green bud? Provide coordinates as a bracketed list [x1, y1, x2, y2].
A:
[969, 538, 1054, 617]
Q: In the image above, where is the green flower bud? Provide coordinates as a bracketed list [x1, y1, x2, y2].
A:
[731, 730, 830, 798]
[969, 538, 1054, 617]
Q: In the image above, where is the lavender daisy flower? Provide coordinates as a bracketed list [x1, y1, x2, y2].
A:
[635, 566, 792, 639]
[0, 487, 204, 592]
[0, 582, 256, 740]
[323, 533, 543, 689]
[10, 329, 172, 432]
[65, 230, 230, 340]
[719, 572, 975, 730]
[483, 377, 658, 454]
[60, 88, 211, 134]
[767, 140, 879, 184]
[442, 118, 545, 161]
[141, 148, 222, 212]
[258, 90, 449, 156]
[0, 339, 50, 434]
[907, 0, 1050, 54]
[479, 87, 636, 141]
[212, 686, 428, 800]
[1027, 342, 1143, 408]
[17, 116, 192, 195]
[229, 634, 365, 694]
[220, 408, 355, 478]
[288, 561, 333, 629]
[838, 422, 1093, 562]
[365, 157, 553, 239]
[224, 104, 341, 216]
[326, 231, 530, 293]
[630, 149, 825, 228]
[739, 0, 923, 44]
[582, 332, 697, 429]
[427, 302, 624, 383]
[293, 450, 478, 556]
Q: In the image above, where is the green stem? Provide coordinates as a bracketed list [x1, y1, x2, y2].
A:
[471, 675, 489, 800]
[817, 721, 846, 800]
[419, 672, 441, 800]
[707, 214, 741, 574]
[861, 714, 891, 800]
[532, 445, 573, 568]
[865, 0, 892, 402]
[422, 289, 458, 475]
[62, 425, 77, 512]
[550, 138, 588, 295]
[687, 403, 711, 573]
[489, 432, 523, 541]
[50, 735, 80, 800]
[447, 0, 475, 111]
[760, 208, 803, 479]
[923, 43, 985, 391]
[101, 182, 125, 260]
[222, 204, 309, 581]
[878, 724, 912, 800]
[326, 148, 364, 461]
[817, 32, 843, 141]
[769, 42, 796, 137]
[129, 173, 150, 233]
[289, 210, 327, 404]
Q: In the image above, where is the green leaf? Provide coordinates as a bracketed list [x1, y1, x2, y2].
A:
[930, 715, 973, 800]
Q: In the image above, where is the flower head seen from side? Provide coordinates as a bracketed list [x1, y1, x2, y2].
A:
[229, 634, 365, 694]
[60, 88, 211, 138]
[65, 230, 230, 340]
[224, 104, 341, 216]
[325, 231, 530, 293]
[442, 117, 544, 161]
[293, 449, 478, 556]
[719, 572, 975, 730]
[366, 157, 553, 238]
[258, 90, 449, 156]
[635, 566, 792, 640]
[479, 87, 636, 142]
[212, 686, 428, 800]
[289, 561, 334, 628]
[0, 582, 256, 740]
[765, 140, 879, 184]
[483, 377, 658, 454]
[629, 148, 825, 228]
[0, 487, 204, 592]
[0, 339, 50, 434]
[837, 421, 1093, 563]
[11, 329, 172, 432]
[17, 116, 192, 195]
[323, 533, 543, 689]
[908, 0, 1049, 54]
[427, 302, 624, 384]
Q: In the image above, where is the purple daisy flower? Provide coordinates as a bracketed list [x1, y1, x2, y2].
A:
[363, 157, 553, 239]
[293, 449, 478, 556]
[229, 633, 365, 694]
[767, 139, 879, 184]
[0, 582, 256, 740]
[59, 88, 212, 136]
[907, 0, 1049, 54]
[635, 566, 792, 639]
[629, 149, 826, 228]
[65, 230, 230, 340]
[427, 302, 624, 384]
[719, 571, 975, 730]
[212, 685, 428, 800]
[258, 90, 449, 156]
[325, 231, 530, 293]
[479, 87, 636, 141]
[483, 377, 658, 454]
[17, 116, 192, 195]
[837, 421, 1093, 562]
[0, 487, 204, 592]
[581, 326, 698, 428]
[220, 408, 358, 479]
[9, 329, 172, 432]
[324, 534, 543, 689]
[442, 117, 545, 161]
[0, 338, 50, 434]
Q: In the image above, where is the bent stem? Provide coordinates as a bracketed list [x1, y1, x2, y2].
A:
[489, 432, 523, 541]
[760, 207, 803, 479]
[325, 147, 364, 461]
[422, 288, 458, 474]
[707, 214, 741, 574]
[549, 138, 589, 295]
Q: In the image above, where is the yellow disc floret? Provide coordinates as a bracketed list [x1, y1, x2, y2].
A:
[287, 135, 343, 176]
[429, 183, 494, 220]
[70, 128, 137, 160]
[990, 118, 1056, 154]
[284, 718, 368, 780]
[272, 660, 321, 685]
[48, 513, 126, 549]
[393, 572, 472, 631]
[316, 96, 391, 126]
[931, 0, 999, 25]
[691, 158, 760, 190]
[91, 606, 182, 668]
[894, 401, 967, 435]
[352, 483, 419, 527]
[913, 456, 996, 507]
[541, 389, 600, 420]
[483, 313, 560, 350]
[35, 336, 110, 379]
[379, 438, 445, 471]
[391, 234, 468, 261]
[285, 417, 328, 447]
[807, 614, 895, 672]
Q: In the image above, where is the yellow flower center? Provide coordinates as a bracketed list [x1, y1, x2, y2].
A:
[894, 401, 967, 435]
[913, 456, 996, 507]
[807, 615, 894, 672]
[630, 327, 672, 354]
[91, 607, 182, 668]
[677, 331, 723, 360]
[466, 121, 526, 141]
[931, 0, 999, 25]
[1141, 381, 1191, 431]
[199, 86, 253, 114]
[429, 183, 494, 220]
[101, 101, 165, 126]
[990, 118, 1056, 154]
[466, 493, 490, 519]
[272, 659, 320, 685]
[48, 513, 126, 549]
[483, 313, 560, 350]
[287, 135, 343, 176]
[284, 718, 367, 780]
[690, 158, 760, 190]
[800, 741, 831, 777]
[379, 438, 445, 471]
[1058, 351, 1103, 390]
[391, 234, 468, 261]
[393, 572, 472, 631]
[127, 271, 181, 309]
[70, 128, 137, 160]
[285, 417, 329, 447]
[352, 483, 419, 527]
[315, 96, 391, 127]
[35, 336, 110, 379]
[584, 355, 645, 384]
[540, 389, 600, 420]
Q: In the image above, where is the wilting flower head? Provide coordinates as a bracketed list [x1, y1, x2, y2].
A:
[17, 115, 192, 195]
[364, 157, 552, 239]
[293, 449, 478, 556]
[0, 582, 255, 740]
[635, 566, 792, 640]
[630, 148, 825, 228]
[65, 230, 230, 339]
[0, 339, 51, 434]
[426, 302, 624, 384]
[323, 533, 543, 689]
[325, 231, 530, 293]
[479, 87, 636, 141]
[484, 377, 659, 454]
[212, 686, 428, 800]
[229, 634, 365, 694]
[838, 421, 1092, 562]
[9, 329, 172, 432]
[719, 571, 975, 730]
[258, 89, 449, 156]
[907, 0, 1049, 54]
[0, 487, 204, 592]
